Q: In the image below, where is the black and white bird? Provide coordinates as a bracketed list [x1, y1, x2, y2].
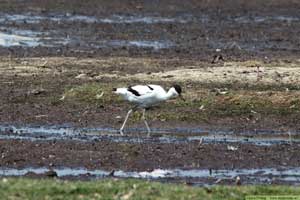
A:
[113, 84, 184, 136]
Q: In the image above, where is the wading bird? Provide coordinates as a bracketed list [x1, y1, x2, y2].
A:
[113, 84, 184, 136]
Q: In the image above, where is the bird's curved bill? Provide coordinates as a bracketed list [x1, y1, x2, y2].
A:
[179, 94, 186, 101]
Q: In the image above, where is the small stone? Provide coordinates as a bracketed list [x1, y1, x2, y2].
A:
[48, 154, 55, 159]
[45, 170, 58, 177]
[95, 92, 104, 99]
[235, 176, 241, 185]
[162, 75, 174, 78]
[215, 178, 222, 184]
[25, 172, 39, 177]
[27, 89, 46, 95]
[108, 170, 115, 177]
[227, 145, 238, 151]
[75, 73, 87, 79]
[211, 54, 224, 64]
[35, 115, 48, 118]
[242, 70, 250, 74]
[60, 95, 65, 101]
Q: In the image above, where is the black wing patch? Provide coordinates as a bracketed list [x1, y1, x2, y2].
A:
[127, 86, 141, 96]
[147, 85, 154, 90]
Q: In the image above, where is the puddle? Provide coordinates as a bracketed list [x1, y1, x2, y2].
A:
[2, 13, 299, 50]
[0, 13, 190, 24]
[0, 28, 173, 49]
[0, 166, 299, 185]
[0, 30, 71, 48]
[96, 15, 189, 24]
[233, 15, 300, 23]
[0, 124, 299, 146]
[0, 32, 40, 47]
[0, 14, 46, 24]
[2, 13, 299, 25]
[93, 40, 173, 50]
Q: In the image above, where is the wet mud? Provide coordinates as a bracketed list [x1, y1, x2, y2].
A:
[0, 0, 300, 186]
[1, 124, 300, 146]
[1, 125, 300, 183]
[0, 0, 299, 59]
[1, 166, 300, 186]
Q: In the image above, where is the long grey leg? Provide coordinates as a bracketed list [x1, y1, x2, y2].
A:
[142, 108, 151, 136]
[120, 109, 133, 135]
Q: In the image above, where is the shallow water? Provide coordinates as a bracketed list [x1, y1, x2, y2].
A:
[93, 40, 173, 50]
[233, 15, 300, 23]
[0, 32, 40, 47]
[0, 166, 299, 185]
[1, 13, 299, 25]
[0, 124, 299, 146]
[0, 29, 173, 49]
[1, 12, 299, 51]
[0, 13, 190, 24]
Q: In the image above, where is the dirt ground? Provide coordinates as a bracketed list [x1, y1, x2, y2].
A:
[0, 0, 300, 183]
[1, 139, 300, 171]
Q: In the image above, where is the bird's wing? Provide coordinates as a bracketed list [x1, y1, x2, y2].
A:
[128, 85, 155, 96]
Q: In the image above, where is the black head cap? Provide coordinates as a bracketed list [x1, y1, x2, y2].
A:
[173, 84, 182, 95]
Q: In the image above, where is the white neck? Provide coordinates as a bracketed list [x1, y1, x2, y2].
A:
[161, 88, 176, 101]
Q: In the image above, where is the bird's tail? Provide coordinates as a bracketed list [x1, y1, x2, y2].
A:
[112, 87, 127, 95]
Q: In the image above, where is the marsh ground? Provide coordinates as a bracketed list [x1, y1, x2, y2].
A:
[0, 0, 300, 185]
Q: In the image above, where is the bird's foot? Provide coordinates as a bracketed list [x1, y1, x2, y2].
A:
[119, 129, 124, 136]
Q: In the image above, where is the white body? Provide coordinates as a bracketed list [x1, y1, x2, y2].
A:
[114, 84, 178, 108]
[114, 84, 181, 135]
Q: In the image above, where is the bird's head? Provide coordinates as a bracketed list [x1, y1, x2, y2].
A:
[170, 84, 185, 101]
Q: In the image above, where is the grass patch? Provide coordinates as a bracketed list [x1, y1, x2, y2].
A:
[62, 83, 122, 106]
[189, 81, 300, 92]
[60, 83, 300, 122]
[147, 90, 300, 122]
[0, 178, 300, 200]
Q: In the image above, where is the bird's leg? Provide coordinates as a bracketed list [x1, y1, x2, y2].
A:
[142, 108, 151, 137]
[120, 109, 133, 135]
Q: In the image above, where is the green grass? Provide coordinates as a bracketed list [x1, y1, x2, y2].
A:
[62, 83, 123, 106]
[0, 178, 300, 200]
[59, 83, 300, 123]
